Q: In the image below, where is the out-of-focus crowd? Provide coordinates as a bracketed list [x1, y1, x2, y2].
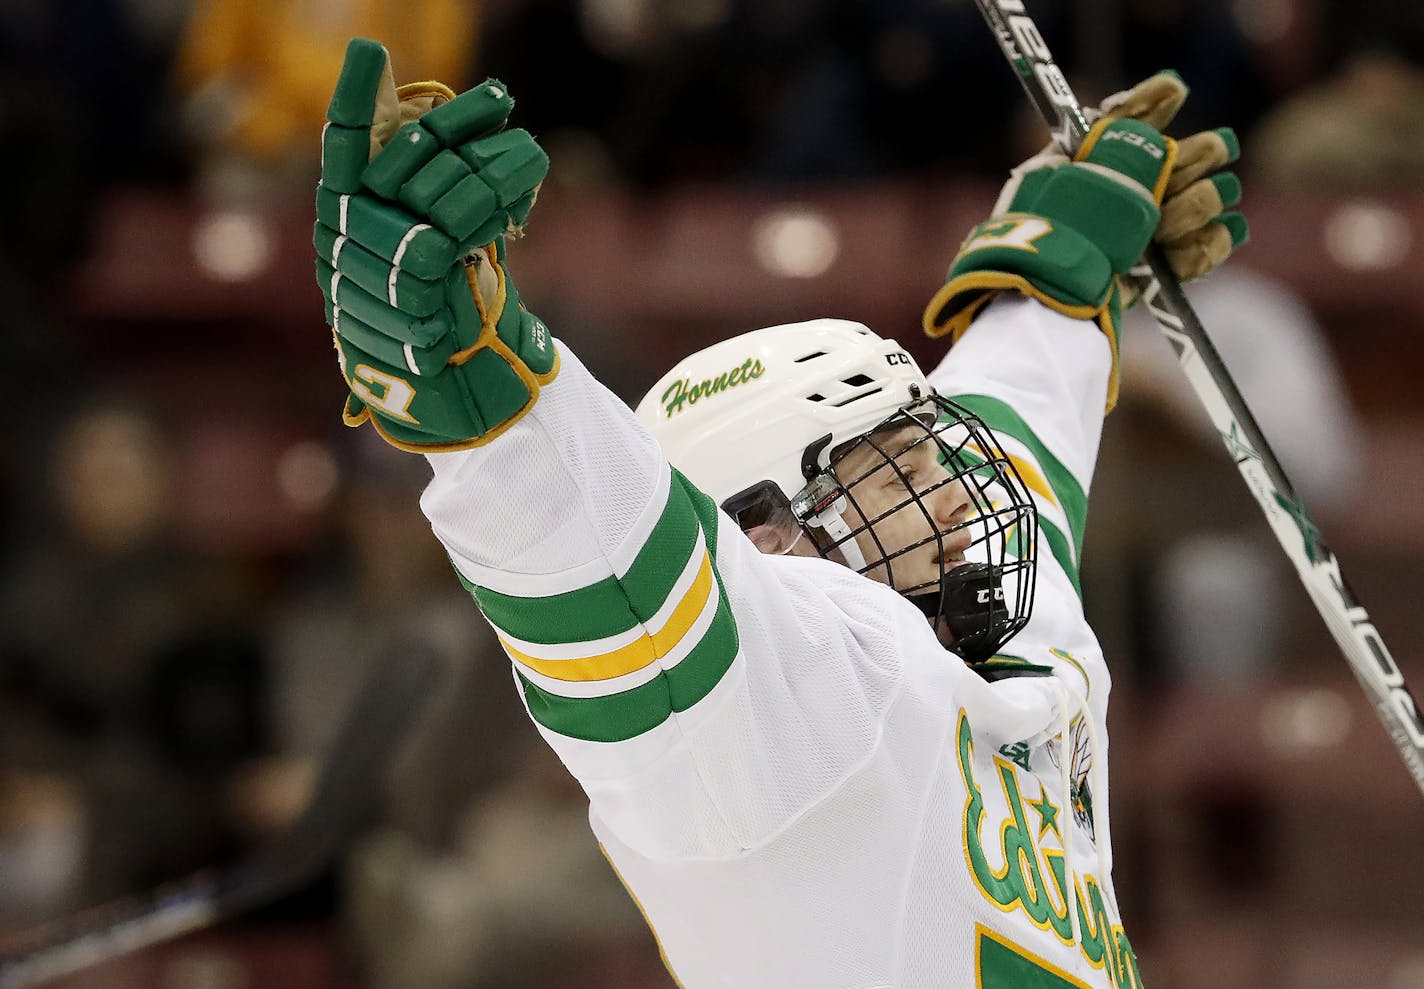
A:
[2, 1, 1423, 987]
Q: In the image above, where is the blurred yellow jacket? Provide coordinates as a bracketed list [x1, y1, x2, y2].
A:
[176, 0, 476, 162]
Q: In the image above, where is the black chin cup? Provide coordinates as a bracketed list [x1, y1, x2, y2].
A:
[907, 562, 1011, 663]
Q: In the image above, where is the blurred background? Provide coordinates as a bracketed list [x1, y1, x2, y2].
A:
[0, 0, 1421, 986]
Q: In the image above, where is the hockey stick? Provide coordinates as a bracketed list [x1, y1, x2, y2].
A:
[0, 642, 443, 988]
[971, 0, 1424, 797]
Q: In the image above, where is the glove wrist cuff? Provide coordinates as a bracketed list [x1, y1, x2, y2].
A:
[924, 213, 1114, 335]
[921, 215, 1125, 412]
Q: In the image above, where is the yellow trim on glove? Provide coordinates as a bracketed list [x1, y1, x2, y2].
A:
[396, 80, 458, 103]
[342, 395, 371, 428]
[1149, 135, 1179, 204]
[336, 242, 563, 454]
[923, 289, 997, 342]
[451, 245, 507, 365]
[450, 243, 559, 387]
[1096, 308, 1121, 414]
[1073, 118, 1111, 162]
[922, 273, 1121, 414]
[1074, 118, 1180, 205]
[924, 270, 1102, 337]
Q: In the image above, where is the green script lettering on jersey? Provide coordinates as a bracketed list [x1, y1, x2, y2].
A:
[955, 710, 1145, 988]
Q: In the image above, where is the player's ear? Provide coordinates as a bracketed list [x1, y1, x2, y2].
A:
[745, 523, 798, 555]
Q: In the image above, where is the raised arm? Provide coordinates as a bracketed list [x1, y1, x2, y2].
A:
[915, 74, 1247, 714]
[313, 47, 1246, 860]
[923, 73, 1246, 602]
[313, 41, 1062, 860]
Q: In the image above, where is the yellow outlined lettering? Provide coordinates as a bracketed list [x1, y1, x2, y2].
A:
[352, 364, 420, 423]
[963, 214, 1054, 255]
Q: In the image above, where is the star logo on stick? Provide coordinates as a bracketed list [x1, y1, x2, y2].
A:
[1219, 421, 1259, 464]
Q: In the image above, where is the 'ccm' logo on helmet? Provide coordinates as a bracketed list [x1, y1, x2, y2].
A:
[662, 358, 766, 418]
[886, 352, 912, 366]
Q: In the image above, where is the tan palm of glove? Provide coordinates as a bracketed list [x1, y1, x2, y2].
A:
[999, 70, 1248, 300]
[1096, 70, 1189, 130]
[1152, 126, 1247, 280]
[1101, 71, 1248, 297]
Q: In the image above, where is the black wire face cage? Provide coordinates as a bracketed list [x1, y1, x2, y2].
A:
[791, 396, 1038, 661]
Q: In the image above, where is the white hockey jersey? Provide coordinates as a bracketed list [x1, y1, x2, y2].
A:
[420, 295, 1142, 988]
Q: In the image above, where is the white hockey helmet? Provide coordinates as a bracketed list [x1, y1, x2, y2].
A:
[636, 318, 1038, 662]
[635, 318, 929, 510]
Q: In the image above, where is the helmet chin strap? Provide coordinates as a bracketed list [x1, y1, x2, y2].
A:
[809, 501, 867, 571]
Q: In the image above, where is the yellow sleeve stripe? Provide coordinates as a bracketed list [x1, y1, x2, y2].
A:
[500, 550, 715, 683]
[968, 442, 1059, 510]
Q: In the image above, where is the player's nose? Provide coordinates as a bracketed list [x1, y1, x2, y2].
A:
[931, 478, 973, 536]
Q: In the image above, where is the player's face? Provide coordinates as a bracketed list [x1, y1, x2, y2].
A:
[834, 426, 975, 594]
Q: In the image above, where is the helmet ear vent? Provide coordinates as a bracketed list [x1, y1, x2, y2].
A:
[794, 350, 828, 363]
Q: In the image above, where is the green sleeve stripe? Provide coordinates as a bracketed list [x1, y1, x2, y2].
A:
[469, 473, 701, 645]
[949, 394, 1088, 559]
[665, 469, 739, 706]
[452, 566, 477, 595]
[475, 573, 636, 644]
[515, 473, 740, 743]
[971, 659, 1057, 682]
[1038, 516, 1081, 599]
[517, 588, 740, 742]
[518, 668, 670, 742]
[621, 477, 703, 618]
[674, 467, 721, 549]
[664, 580, 739, 710]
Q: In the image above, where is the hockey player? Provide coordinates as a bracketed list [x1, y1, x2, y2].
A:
[316, 39, 1245, 988]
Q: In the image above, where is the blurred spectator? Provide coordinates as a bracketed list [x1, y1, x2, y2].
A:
[746, 0, 1039, 180]
[250, 429, 667, 985]
[0, 402, 269, 916]
[1114, 0, 1274, 140]
[257, 428, 532, 850]
[0, 0, 185, 280]
[1250, 0, 1424, 188]
[1106, 266, 1362, 683]
[173, 0, 479, 201]
[0, 772, 85, 929]
[1251, 53, 1424, 189]
[0, 0, 187, 476]
[346, 748, 664, 989]
[478, 0, 1043, 187]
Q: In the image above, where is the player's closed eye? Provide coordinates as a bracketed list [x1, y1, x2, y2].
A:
[888, 466, 917, 488]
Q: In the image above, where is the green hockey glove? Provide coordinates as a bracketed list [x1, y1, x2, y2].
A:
[923, 116, 1179, 379]
[315, 38, 557, 453]
[1089, 69, 1247, 288]
[925, 72, 1249, 411]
